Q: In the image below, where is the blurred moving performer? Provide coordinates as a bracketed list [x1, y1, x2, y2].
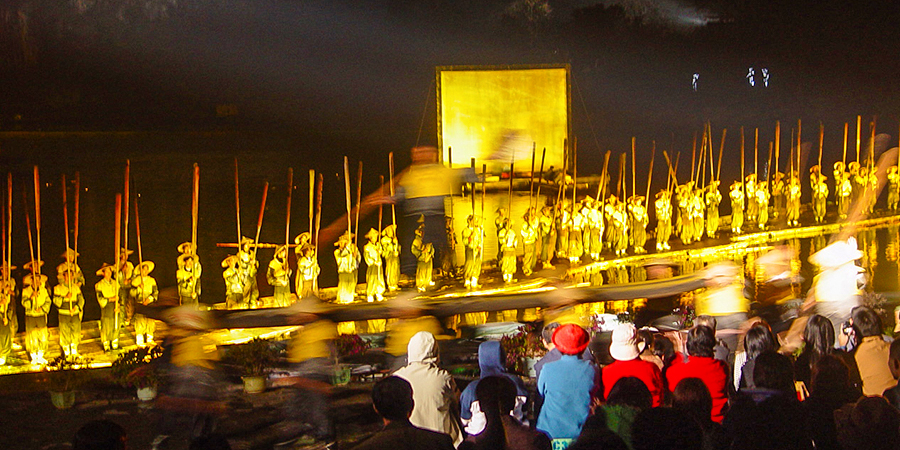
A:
[22, 261, 49, 365]
[442, 216, 457, 277]
[131, 261, 158, 346]
[267, 245, 292, 307]
[334, 231, 359, 304]
[117, 248, 135, 325]
[462, 215, 484, 289]
[176, 242, 201, 307]
[381, 225, 401, 292]
[95, 263, 120, 351]
[810, 238, 865, 336]
[0, 268, 15, 365]
[363, 228, 386, 303]
[156, 306, 221, 444]
[888, 165, 899, 211]
[351, 376, 455, 450]
[411, 222, 434, 292]
[53, 267, 84, 357]
[296, 244, 319, 300]
[694, 262, 749, 355]
[392, 146, 476, 275]
[384, 295, 444, 371]
[756, 181, 770, 230]
[286, 300, 338, 444]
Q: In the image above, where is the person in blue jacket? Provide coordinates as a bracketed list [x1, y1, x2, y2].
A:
[460, 340, 529, 435]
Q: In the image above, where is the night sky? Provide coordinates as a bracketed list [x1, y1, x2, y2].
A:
[1, 0, 900, 307]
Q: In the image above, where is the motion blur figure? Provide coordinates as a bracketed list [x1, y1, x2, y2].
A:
[809, 238, 865, 337]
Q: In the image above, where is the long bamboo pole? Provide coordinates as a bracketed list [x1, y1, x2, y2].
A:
[571, 137, 577, 211]
[123, 160, 130, 256]
[766, 142, 774, 187]
[818, 123, 824, 171]
[482, 164, 486, 220]
[645, 142, 656, 202]
[313, 174, 323, 292]
[843, 122, 848, 165]
[856, 115, 861, 163]
[61, 174, 72, 306]
[378, 175, 384, 232]
[631, 137, 636, 199]
[470, 158, 476, 215]
[6, 173, 11, 286]
[691, 132, 697, 184]
[134, 195, 144, 287]
[355, 161, 362, 246]
[74, 172, 80, 270]
[308, 169, 314, 235]
[23, 191, 36, 285]
[717, 128, 726, 181]
[741, 128, 745, 201]
[798, 119, 802, 186]
[529, 142, 536, 204]
[870, 119, 876, 170]
[234, 158, 241, 243]
[698, 130, 708, 188]
[344, 157, 352, 233]
[662, 151, 679, 188]
[389, 153, 396, 226]
[191, 164, 199, 259]
[616, 153, 625, 198]
[33, 166, 40, 273]
[114, 194, 121, 329]
[509, 156, 515, 214]
[754, 128, 759, 181]
[775, 121, 781, 178]
[596, 151, 611, 202]
[253, 182, 269, 260]
[535, 148, 546, 209]
[286, 168, 293, 246]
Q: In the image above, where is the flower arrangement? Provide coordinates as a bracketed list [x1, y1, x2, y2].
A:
[111, 345, 164, 389]
[44, 355, 93, 392]
[500, 324, 545, 375]
[333, 333, 370, 363]
[226, 337, 279, 377]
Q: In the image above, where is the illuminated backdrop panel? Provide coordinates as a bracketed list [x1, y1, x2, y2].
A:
[437, 65, 570, 171]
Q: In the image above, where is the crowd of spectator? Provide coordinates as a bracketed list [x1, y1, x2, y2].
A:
[355, 303, 900, 450]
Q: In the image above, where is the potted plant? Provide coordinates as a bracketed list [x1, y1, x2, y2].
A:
[500, 324, 546, 377]
[111, 345, 163, 401]
[331, 334, 370, 386]
[44, 355, 92, 409]
[226, 337, 278, 393]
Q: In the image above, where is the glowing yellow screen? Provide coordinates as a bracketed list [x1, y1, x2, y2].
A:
[438, 67, 569, 171]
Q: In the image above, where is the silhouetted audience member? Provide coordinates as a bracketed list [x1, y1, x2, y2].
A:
[459, 376, 551, 450]
[567, 410, 629, 450]
[601, 377, 651, 448]
[737, 321, 778, 390]
[602, 323, 664, 406]
[636, 328, 664, 370]
[671, 377, 730, 450]
[851, 306, 897, 396]
[882, 339, 900, 408]
[794, 314, 862, 394]
[652, 334, 676, 373]
[693, 315, 729, 362]
[73, 420, 126, 450]
[803, 355, 860, 450]
[536, 324, 600, 440]
[189, 434, 231, 450]
[667, 325, 730, 422]
[725, 351, 813, 450]
[533, 322, 561, 381]
[631, 407, 703, 450]
[352, 376, 455, 450]
[835, 396, 900, 450]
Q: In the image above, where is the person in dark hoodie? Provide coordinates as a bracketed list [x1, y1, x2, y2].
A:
[460, 340, 529, 435]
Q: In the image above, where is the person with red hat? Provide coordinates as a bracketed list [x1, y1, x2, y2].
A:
[536, 323, 600, 441]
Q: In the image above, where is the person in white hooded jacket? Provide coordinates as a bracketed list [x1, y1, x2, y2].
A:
[392, 331, 463, 447]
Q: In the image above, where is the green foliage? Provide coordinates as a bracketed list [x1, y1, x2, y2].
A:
[226, 337, 279, 377]
[110, 345, 163, 389]
[500, 324, 545, 375]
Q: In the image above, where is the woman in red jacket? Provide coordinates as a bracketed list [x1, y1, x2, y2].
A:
[666, 325, 730, 422]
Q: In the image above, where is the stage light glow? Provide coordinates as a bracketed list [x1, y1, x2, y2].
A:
[437, 65, 569, 171]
